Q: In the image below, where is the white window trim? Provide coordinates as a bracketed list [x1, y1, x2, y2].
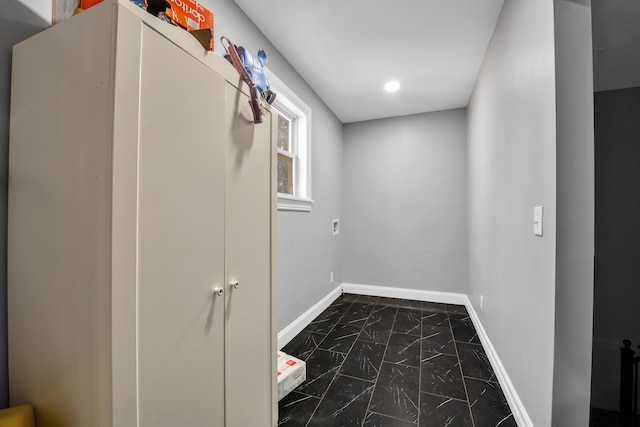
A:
[277, 193, 314, 212]
[265, 68, 313, 212]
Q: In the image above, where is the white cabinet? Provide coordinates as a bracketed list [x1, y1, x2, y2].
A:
[7, 1, 277, 426]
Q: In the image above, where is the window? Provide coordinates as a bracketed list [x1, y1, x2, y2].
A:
[277, 111, 295, 195]
[266, 69, 312, 211]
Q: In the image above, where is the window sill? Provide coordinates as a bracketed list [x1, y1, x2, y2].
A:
[277, 194, 313, 212]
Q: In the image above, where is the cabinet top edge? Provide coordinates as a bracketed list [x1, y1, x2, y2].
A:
[15, 0, 262, 98]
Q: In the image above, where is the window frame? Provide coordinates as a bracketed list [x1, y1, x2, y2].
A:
[266, 68, 313, 212]
[276, 113, 295, 195]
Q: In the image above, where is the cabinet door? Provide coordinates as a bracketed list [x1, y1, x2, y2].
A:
[224, 85, 275, 426]
[137, 26, 226, 427]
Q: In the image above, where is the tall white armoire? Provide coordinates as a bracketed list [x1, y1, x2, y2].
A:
[7, 1, 277, 426]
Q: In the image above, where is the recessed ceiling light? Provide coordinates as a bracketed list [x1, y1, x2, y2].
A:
[384, 81, 400, 92]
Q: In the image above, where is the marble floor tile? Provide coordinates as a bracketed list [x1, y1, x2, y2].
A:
[420, 353, 466, 400]
[393, 309, 423, 336]
[328, 297, 356, 314]
[466, 378, 517, 427]
[422, 302, 448, 314]
[359, 318, 394, 344]
[342, 294, 362, 303]
[370, 296, 395, 306]
[419, 393, 472, 427]
[277, 392, 320, 426]
[447, 311, 471, 322]
[305, 311, 343, 334]
[421, 311, 450, 328]
[421, 325, 456, 356]
[318, 323, 362, 354]
[369, 363, 420, 423]
[339, 303, 376, 327]
[450, 317, 481, 344]
[391, 298, 423, 310]
[296, 349, 345, 397]
[369, 304, 398, 323]
[307, 374, 375, 427]
[354, 294, 381, 304]
[384, 333, 422, 367]
[456, 342, 497, 382]
[363, 411, 418, 426]
[278, 295, 515, 427]
[446, 304, 469, 316]
[340, 340, 386, 381]
[324, 301, 353, 316]
[282, 330, 325, 361]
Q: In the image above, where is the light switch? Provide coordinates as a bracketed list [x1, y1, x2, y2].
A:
[533, 206, 543, 236]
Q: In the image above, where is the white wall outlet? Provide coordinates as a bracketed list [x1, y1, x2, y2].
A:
[330, 272, 334, 283]
[480, 295, 484, 312]
[533, 206, 543, 236]
[332, 219, 340, 236]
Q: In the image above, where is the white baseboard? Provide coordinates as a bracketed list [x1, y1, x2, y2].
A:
[342, 282, 468, 306]
[278, 282, 532, 426]
[277, 284, 343, 349]
[466, 301, 533, 427]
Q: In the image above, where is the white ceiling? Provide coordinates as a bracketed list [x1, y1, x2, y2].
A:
[233, 0, 505, 123]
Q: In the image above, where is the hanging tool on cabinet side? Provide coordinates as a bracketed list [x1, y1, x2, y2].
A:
[220, 36, 276, 124]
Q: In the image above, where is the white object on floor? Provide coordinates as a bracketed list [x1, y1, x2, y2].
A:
[277, 351, 306, 401]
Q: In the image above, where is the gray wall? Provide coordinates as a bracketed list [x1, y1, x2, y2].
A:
[342, 109, 468, 294]
[275, 116, 343, 331]
[200, 0, 345, 332]
[468, 0, 596, 425]
[551, 1, 595, 425]
[467, 0, 558, 425]
[0, 0, 50, 408]
[591, 86, 640, 411]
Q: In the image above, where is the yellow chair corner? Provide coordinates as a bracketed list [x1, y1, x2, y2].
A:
[0, 405, 36, 427]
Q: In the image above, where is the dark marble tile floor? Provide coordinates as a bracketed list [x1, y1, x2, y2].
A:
[279, 293, 517, 427]
[589, 407, 640, 427]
